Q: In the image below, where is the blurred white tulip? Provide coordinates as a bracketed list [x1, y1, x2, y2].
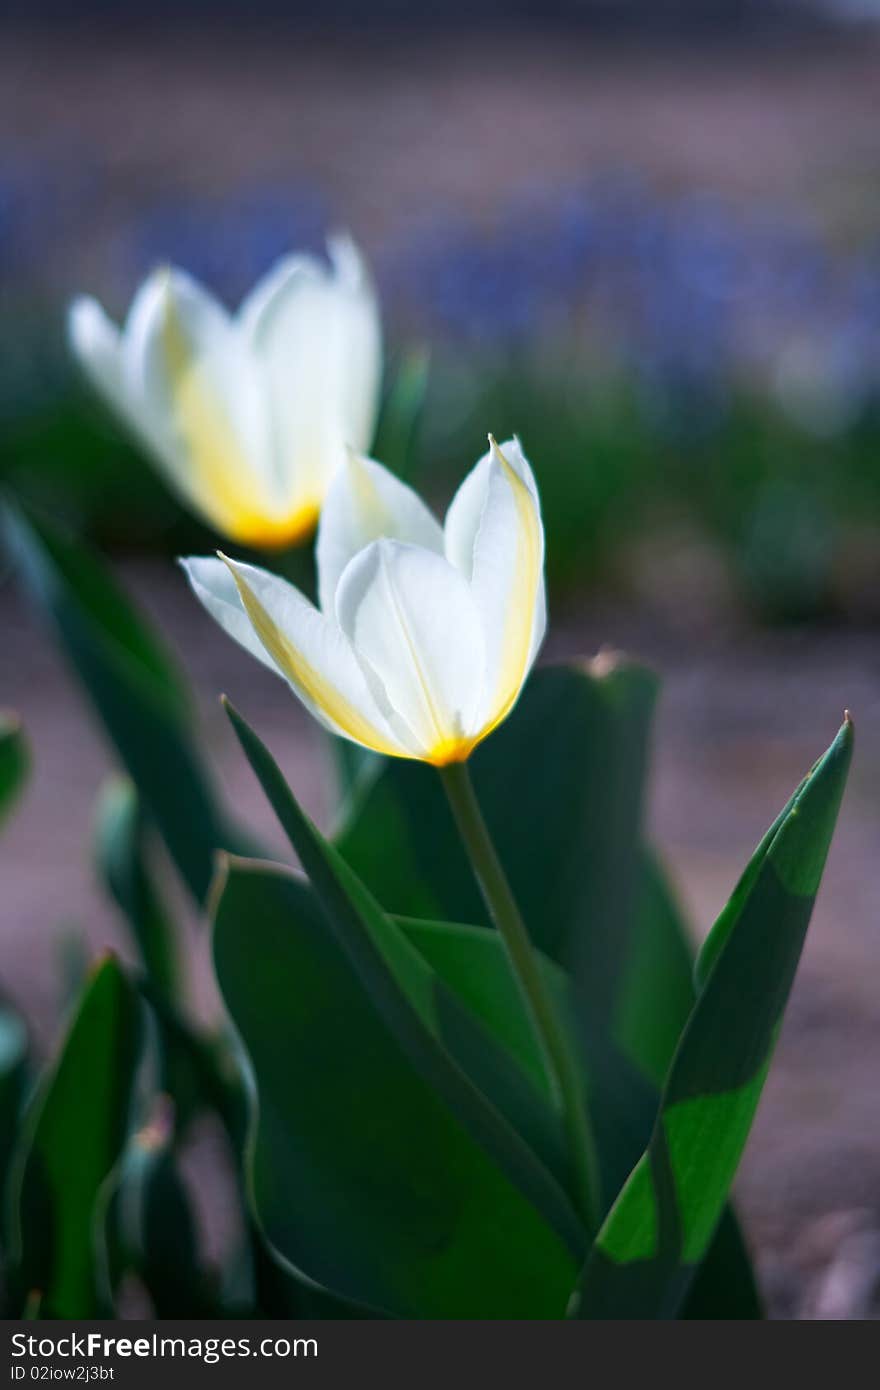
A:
[68, 236, 382, 549]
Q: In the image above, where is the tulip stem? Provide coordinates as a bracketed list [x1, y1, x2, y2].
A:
[438, 759, 600, 1231]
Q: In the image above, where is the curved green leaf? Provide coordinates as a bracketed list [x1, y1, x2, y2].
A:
[578, 716, 853, 1318]
[224, 702, 586, 1241]
[398, 917, 556, 1100]
[397, 917, 664, 1209]
[616, 854, 696, 1089]
[233, 699, 589, 1212]
[5, 504, 239, 901]
[622, 863, 763, 1319]
[336, 661, 659, 1054]
[680, 1206, 762, 1320]
[9, 956, 142, 1317]
[213, 857, 579, 1317]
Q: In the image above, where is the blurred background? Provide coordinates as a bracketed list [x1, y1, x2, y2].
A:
[3, 2, 880, 1317]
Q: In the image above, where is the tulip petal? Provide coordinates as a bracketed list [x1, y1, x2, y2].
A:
[68, 296, 177, 467]
[445, 435, 539, 574]
[335, 539, 486, 764]
[126, 269, 284, 544]
[445, 438, 545, 732]
[179, 556, 280, 675]
[315, 450, 444, 615]
[68, 297, 126, 404]
[240, 236, 382, 523]
[219, 556, 411, 757]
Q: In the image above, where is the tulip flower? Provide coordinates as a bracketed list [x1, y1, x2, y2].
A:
[68, 236, 382, 549]
[181, 435, 546, 765]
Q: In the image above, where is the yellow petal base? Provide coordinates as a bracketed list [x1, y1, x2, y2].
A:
[226, 503, 321, 552]
[425, 735, 481, 767]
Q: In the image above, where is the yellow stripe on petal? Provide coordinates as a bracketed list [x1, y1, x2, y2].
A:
[222, 558, 404, 758]
[160, 283, 290, 545]
[482, 435, 543, 732]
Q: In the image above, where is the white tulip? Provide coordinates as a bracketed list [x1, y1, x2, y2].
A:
[68, 236, 382, 549]
[181, 437, 546, 765]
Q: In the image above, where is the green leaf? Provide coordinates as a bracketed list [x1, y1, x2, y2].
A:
[373, 349, 430, 482]
[577, 715, 853, 1319]
[223, 702, 586, 1239]
[5, 504, 238, 901]
[622, 865, 764, 1319]
[616, 853, 697, 1089]
[398, 916, 556, 1100]
[94, 778, 181, 1003]
[336, 661, 658, 1052]
[680, 1207, 762, 1320]
[396, 917, 657, 1206]
[213, 856, 579, 1317]
[9, 956, 142, 1317]
[0, 712, 29, 828]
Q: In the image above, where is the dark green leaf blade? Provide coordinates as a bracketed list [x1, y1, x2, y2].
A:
[9, 956, 142, 1317]
[624, 870, 764, 1320]
[398, 912, 761, 1318]
[615, 854, 696, 1089]
[5, 504, 239, 901]
[680, 1206, 762, 1320]
[213, 857, 579, 1318]
[336, 661, 658, 1050]
[398, 916, 556, 1100]
[398, 915, 666, 1215]
[223, 701, 587, 1238]
[0, 713, 29, 828]
[577, 716, 853, 1319]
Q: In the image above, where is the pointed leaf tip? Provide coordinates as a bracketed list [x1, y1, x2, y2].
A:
[766, 714, 852, 899]
[89, 950, 119, 979]
[695, 716, 853, 994]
